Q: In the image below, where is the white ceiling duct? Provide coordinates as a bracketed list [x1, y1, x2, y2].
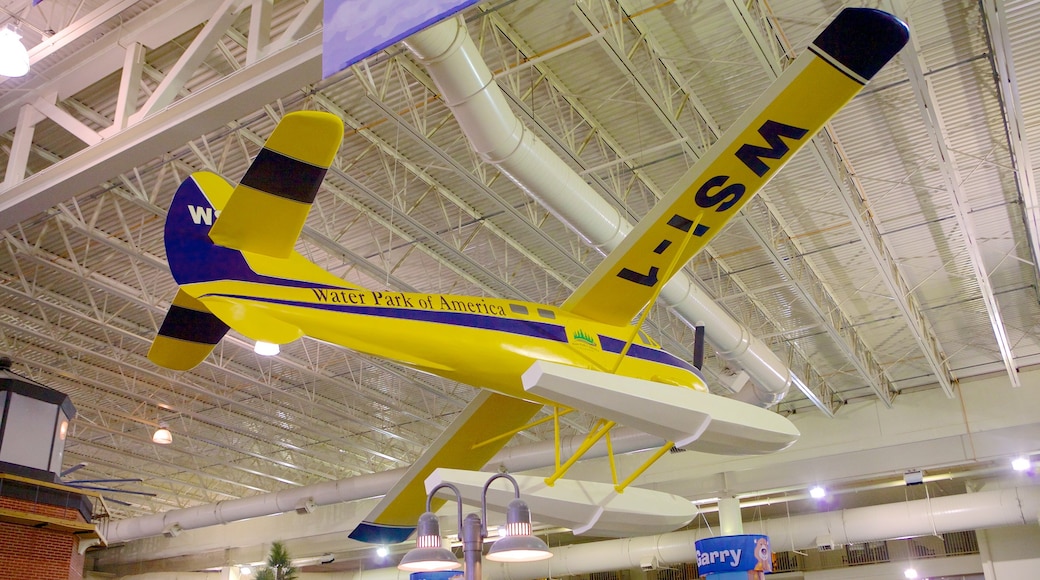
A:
[308, 485, 1039, 580]
[100, 427, 663, 544]
[401, 16, 789, 407]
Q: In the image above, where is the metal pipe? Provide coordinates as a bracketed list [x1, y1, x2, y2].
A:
[101, 427, 663, 543]
[318, 485, 1040, 580]
[401, 16, 791, 406]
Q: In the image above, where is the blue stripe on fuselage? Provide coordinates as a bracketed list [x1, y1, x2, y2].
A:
[598, 335, 701, 377]
[208, 293, 569, 343]
[204, 293, 699, 377]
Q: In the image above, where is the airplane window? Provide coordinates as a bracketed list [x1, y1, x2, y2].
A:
[509, 304, 529, 315]
[537, 308, 556, 319]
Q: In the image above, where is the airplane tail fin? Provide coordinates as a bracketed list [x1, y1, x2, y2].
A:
[151, 112, 348, 371]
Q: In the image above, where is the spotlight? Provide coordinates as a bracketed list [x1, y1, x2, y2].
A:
[152, 421, 173, 445]
[254, 341, 280, 356]
[1012, 457, 1030, 472]
[0, 28, 29, 78]
[809, 485, 826, 499]
[376, 546, 389, 558]
[903, 566, 918, 578]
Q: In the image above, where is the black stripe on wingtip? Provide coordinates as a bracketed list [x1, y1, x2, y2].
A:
[811, 8, 909, 81]
[239, 148, 328, 204]
[158, 304, 230, 345]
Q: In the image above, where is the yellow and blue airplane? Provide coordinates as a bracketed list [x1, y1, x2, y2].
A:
[148, 8, 908, 544]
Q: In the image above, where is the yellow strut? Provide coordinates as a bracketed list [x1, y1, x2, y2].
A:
[544, 419, 616, 486]
[614, 440, 674, 493]
[472, 408, 574, 450]
[609, 212, 704, 375]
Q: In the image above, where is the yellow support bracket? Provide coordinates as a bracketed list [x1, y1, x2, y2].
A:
[609, 212, 703, 375]
[544, 419, 616, 486]
[471, 407, 574, 450]
[614, 440, 674, 493]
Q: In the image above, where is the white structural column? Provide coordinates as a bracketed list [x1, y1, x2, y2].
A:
[717, 497, 743, 536]
[2, 104, 41, 187]
[978, 525, 1040, 578]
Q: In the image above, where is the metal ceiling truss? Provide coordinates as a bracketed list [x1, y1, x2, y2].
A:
[729, 0, 956, 399]
[0, 0, 1035, 528]
[886, 0, 1019, 388]
[980, 0, 1040, 293]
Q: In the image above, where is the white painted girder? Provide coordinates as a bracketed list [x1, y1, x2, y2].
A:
[887, 0, 1020, 388]
[0, 14, 323, 230]
[728, 0, 955, 398]
[582, 0, 865, 410]
[981, 0, 1040, 292]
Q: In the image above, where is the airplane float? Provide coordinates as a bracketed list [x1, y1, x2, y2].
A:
[148, 7, 908, 544]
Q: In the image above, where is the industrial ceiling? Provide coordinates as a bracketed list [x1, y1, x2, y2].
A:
[0, 0, 1037, 559]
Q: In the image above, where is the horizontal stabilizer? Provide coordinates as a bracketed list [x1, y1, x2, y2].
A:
[426, 468, 696, 537]
[148, 289, 230, 371]
[522, 361, 799, 455]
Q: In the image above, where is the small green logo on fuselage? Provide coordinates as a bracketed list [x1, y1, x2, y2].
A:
[573, 329, 596, 346]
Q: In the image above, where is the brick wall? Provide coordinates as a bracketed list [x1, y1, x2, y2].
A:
[0, 494, 85, 522]
[0, 520, 80, 580]
[0, 495, 88, 579]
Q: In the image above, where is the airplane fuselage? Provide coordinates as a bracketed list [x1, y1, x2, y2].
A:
[186, 281, 706, 403]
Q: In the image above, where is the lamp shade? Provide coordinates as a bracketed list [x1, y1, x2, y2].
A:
[152, 422, 173, 445]
[485, 499, 552, 563]
[398, 512, 461, 572]
[0, 28, 29, 77]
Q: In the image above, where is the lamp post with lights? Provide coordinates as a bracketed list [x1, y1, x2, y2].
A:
[398, 473, 552, 580]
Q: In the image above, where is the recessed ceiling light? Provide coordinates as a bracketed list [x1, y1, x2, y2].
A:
[809, 485, 826, 499]
[254, 341, 280, 356]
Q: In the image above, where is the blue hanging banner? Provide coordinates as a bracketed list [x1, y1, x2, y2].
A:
[694, 535, 772, 576]
[323, 0, 481, 78]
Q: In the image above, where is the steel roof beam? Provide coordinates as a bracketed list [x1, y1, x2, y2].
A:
[886, 0, 1019, 388]
[566, 0, 861, 411]
[980, 0, 1040, 294]
[0, 24, 323, 230]
[725, 0, 955, 399]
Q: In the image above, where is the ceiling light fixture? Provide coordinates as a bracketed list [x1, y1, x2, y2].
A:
[809, 485, 826, 499]
[254, 341, 280, 356]
[152, 421, 173, 445]
[1012, 456, 1030, 472]
[0, 27, 29, 77]
[903, 566, 918, 578]
[398, 474, 552, 577]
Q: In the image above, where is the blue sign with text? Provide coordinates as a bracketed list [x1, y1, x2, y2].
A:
[695, 534, 771, 575]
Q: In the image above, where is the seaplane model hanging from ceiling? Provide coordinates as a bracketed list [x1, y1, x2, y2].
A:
[148, 8, 908, 543]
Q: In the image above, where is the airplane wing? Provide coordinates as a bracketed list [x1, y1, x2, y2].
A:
[562, 8, 908, 326]
[208, 110, 343, 258]
[349, 391, 542, 544]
